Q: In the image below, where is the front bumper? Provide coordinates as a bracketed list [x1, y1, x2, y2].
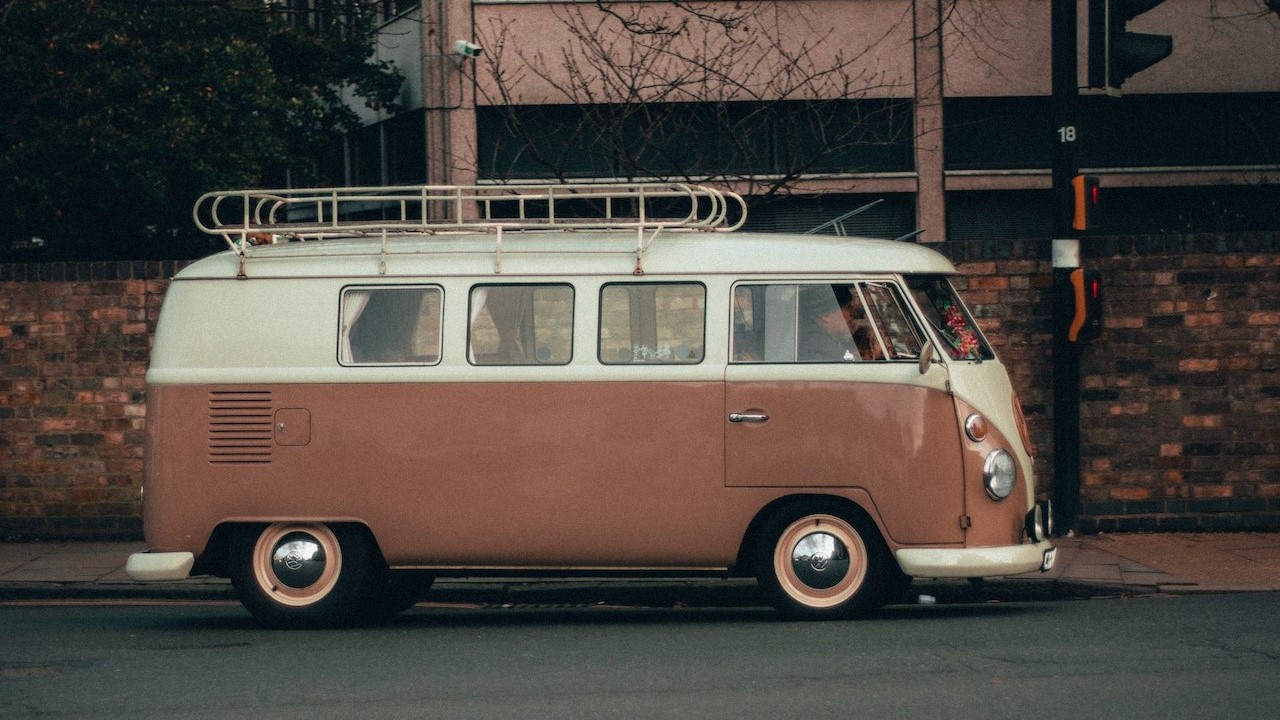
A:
[894, 540, 1056, 578]
[125, 551, 195, 582]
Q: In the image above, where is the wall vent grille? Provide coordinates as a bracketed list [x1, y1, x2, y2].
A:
[208, 390, 273, 464]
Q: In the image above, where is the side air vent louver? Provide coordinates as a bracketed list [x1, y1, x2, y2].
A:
[208, 389, 273, 464]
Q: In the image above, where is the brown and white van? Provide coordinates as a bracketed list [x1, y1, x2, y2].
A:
[126, 183, 1055, 626]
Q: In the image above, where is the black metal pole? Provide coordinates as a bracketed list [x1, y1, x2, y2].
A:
[1051, 0, 1081, 531]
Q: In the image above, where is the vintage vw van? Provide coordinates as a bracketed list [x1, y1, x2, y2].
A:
[126, 183, 1054, 626]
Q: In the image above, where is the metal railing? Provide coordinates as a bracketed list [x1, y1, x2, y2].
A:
[194, 183, 747, 253]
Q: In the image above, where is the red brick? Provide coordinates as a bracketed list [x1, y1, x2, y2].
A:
[1183, 313, 1224, 327]
[1179, 358, 1220, 372]
[1111, 487, 1151, 501]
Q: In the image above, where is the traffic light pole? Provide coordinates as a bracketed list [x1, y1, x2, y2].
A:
[1051, 0, 1082, 531]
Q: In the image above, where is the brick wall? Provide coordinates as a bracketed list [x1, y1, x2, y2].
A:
[1, 236, 1277, 540]
[948, 232, 1280, 532]
[1, 262, 183, 539]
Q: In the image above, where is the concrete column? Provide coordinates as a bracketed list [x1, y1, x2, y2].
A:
[912, 0, 947, 242]
[423, 0, 480, 212]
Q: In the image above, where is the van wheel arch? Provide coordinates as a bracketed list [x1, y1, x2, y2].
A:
[191, 523, 238, 578]
[736, 494, 886, 575]
[746, 495, 897, 619]
[226, 521, 388, 627]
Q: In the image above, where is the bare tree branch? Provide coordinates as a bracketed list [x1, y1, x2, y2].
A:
[475, 1, 914, 199]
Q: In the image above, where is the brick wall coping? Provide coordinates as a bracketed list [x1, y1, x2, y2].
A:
[2, 231, 1275, 281]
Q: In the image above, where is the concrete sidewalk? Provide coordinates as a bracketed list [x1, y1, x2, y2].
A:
[1, 532, 1278, 606]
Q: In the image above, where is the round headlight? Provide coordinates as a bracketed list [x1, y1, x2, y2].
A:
[983, 449, 1017, 500]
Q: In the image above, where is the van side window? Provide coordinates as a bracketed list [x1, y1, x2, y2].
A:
[599, 283, 705, 364]
[731, 282, 927, 363]
[469, 284, 573, 365]
[856, 283, 926, 360]
[340, 286, 442, 365]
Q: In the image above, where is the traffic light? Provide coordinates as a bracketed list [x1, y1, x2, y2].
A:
[1068, 269, 1103, 343]
[1088, 0, 1174, 93]
[1071, 175, 1100, 232]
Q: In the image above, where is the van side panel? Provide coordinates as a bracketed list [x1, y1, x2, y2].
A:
[145, 381, 764, 568]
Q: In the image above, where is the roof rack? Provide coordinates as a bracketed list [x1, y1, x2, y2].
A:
[194, 182, 746, 251]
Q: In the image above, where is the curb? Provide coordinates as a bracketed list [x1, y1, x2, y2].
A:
[0, 575, 1156, 607]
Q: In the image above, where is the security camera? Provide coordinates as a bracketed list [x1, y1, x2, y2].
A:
[453, 40, 482, 59]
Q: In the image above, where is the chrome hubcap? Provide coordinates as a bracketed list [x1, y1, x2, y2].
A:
[270, 533, 327, 589]
[790, 531, 850, 590]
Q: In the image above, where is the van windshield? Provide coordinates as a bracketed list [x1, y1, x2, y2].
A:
[906, 275, 994, 361]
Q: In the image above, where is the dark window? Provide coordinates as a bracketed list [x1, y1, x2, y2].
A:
[946, 190, 1052, 241]
[352, 123, 382, 186]
[1087, 185, 1280, 235]
[478, 100, 914, 181]
[1080, 93, 1280, 168]
[944, 97, 1051, 171]
[947, 185, 1280, 240]
[379, 1, 418, 22]
[386, 110, 426, 185]
[477, 105, 614, 179]
[742, 194, 917, 239]
[945, 93, 1280, 171]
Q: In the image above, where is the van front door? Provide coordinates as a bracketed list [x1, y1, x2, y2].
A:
[724, 282, 966, 545]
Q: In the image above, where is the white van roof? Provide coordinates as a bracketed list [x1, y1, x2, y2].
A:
[182, 183, 957, 280]
[176, 231, 956, 280]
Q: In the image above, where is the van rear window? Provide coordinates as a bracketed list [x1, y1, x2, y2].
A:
[339, 286, 442, 365]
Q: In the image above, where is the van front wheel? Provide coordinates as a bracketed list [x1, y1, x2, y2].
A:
[229, 522, 375, 627]
[758, 507, 886, 620]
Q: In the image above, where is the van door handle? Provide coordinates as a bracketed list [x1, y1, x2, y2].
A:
[729, 412, 769, 423]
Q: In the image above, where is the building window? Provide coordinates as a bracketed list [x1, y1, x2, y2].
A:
[478, 99, 914, 181]
[379, 1, 418, 23]
[945, 93, 1280, 171]
[742, 193, 917, 238]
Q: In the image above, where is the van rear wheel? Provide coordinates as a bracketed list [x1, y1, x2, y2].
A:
[758, 505, 887, 620]
[229, 522, 376, 628]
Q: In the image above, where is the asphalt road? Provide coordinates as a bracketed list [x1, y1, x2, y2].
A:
[2, 593, 1278, 720]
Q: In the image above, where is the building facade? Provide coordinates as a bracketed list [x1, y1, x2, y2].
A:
[342, 0, 1279, 240]
[1, 0, 1277, 538]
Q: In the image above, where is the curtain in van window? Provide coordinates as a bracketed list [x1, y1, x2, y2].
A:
[469, 286, 536, 364]
[487, 287, 534, 363]
[468, 288, 488, 364]
[339, 290, 372, 365]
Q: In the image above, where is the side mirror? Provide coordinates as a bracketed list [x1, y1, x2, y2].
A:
[918, 342, 935, 375]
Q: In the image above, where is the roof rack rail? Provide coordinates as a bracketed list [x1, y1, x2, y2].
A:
[194, 183, 747, 252]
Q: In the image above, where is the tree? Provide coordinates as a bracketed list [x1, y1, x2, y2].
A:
[474, 1, 915, 202]
[0, 0, 402, 260]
